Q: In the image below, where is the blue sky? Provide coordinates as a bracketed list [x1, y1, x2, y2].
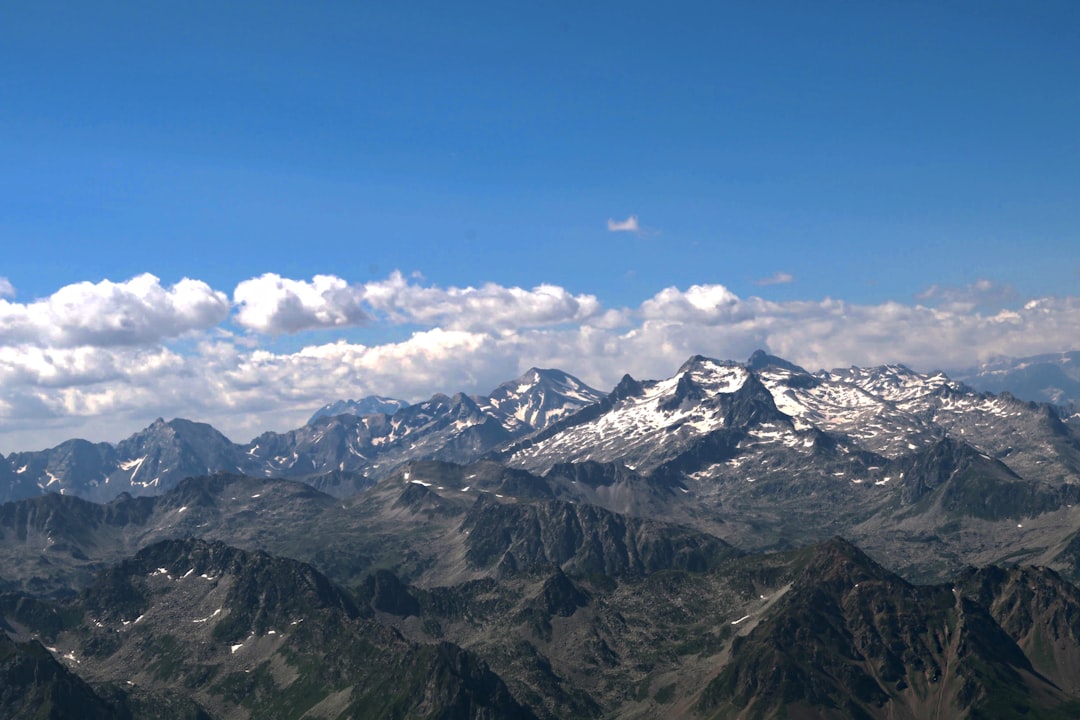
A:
[1, 2, 1079, 450]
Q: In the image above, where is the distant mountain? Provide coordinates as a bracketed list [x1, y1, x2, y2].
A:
[478, 367, 606, 432]
[499, 351, 1080, 486]
[2, 418, 245, 503]
[501, 355, 788, 474]
[953, 350, 1080, 406]
[0, 368, 604, 503]
[307, 395, 411, 424]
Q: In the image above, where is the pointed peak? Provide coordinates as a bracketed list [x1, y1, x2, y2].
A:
[500, 366, 580, 392]
[677, 354, 724, 373]
[798, 537, 897, 588]
[676, 354, 748, 375]
[745, 350, 808, 374]
[511, 367, 553, 387]
[612, 374, 644, 400]
[449, 392, 481, 411]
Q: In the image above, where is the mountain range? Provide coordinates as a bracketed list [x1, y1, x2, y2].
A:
[0, 367, 606, 504]
[954, 350, 1080, 407]
[5, 350, 1080, 718]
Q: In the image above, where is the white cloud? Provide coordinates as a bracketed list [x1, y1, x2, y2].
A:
[755, 271, 794, 286]
[4, 271, 1080, 452]
[0, 278, 14, 298]
[359, 271, 602, 331]
[640, 283, 745, 324]
[233, 273, 370, 334]
[606, 215, 640, 233]
[0, 274, 229, 348]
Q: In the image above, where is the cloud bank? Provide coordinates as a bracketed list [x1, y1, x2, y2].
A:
[1, 271, 1078, 451]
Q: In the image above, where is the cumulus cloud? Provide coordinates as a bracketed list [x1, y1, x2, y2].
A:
[233, 273, 370, 334]
[640, 283, 745, 324]
[606, 215, 640, 233]
[0, 274, 230, 348]
[0, 278, 14, 298]
[756, 271, 794, 286]
[359, 271, 601, 331]
[627, 287, 1080, 374]
[4, 270, 1080, 452]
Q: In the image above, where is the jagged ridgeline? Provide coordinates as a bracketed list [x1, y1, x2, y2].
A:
[3, 352, 1080, 717]
[6, 532, 1080, 718]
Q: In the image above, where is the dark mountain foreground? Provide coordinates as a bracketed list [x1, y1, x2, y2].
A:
[4, 530, 1080, 719]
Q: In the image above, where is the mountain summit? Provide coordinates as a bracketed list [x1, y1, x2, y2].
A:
[478, 367, 606, 433]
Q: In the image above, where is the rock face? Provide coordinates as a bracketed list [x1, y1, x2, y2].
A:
[956, 564, 1080, 696]
[0, 631, 117, 720]
[697, 539, 1080, 720]
[6, 524, 1080, 718]
[3, 538, 535, 720]
[460, 494, 734, 576]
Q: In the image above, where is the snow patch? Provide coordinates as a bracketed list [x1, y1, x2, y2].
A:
[193, 608, 223, 623]
[120, 456, 146, 472]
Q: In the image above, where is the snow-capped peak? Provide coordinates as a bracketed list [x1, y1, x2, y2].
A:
[480, 368, 604, 432]
[505, 356, 773, 474]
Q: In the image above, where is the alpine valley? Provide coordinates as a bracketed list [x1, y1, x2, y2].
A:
[5, 352, 1080, 719]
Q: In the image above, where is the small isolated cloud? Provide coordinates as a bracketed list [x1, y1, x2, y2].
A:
[607, 215, 641, 233]
[756, 271, 794, 286]
[233, 274, 370, 334]
[0, 278, 14, 298]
